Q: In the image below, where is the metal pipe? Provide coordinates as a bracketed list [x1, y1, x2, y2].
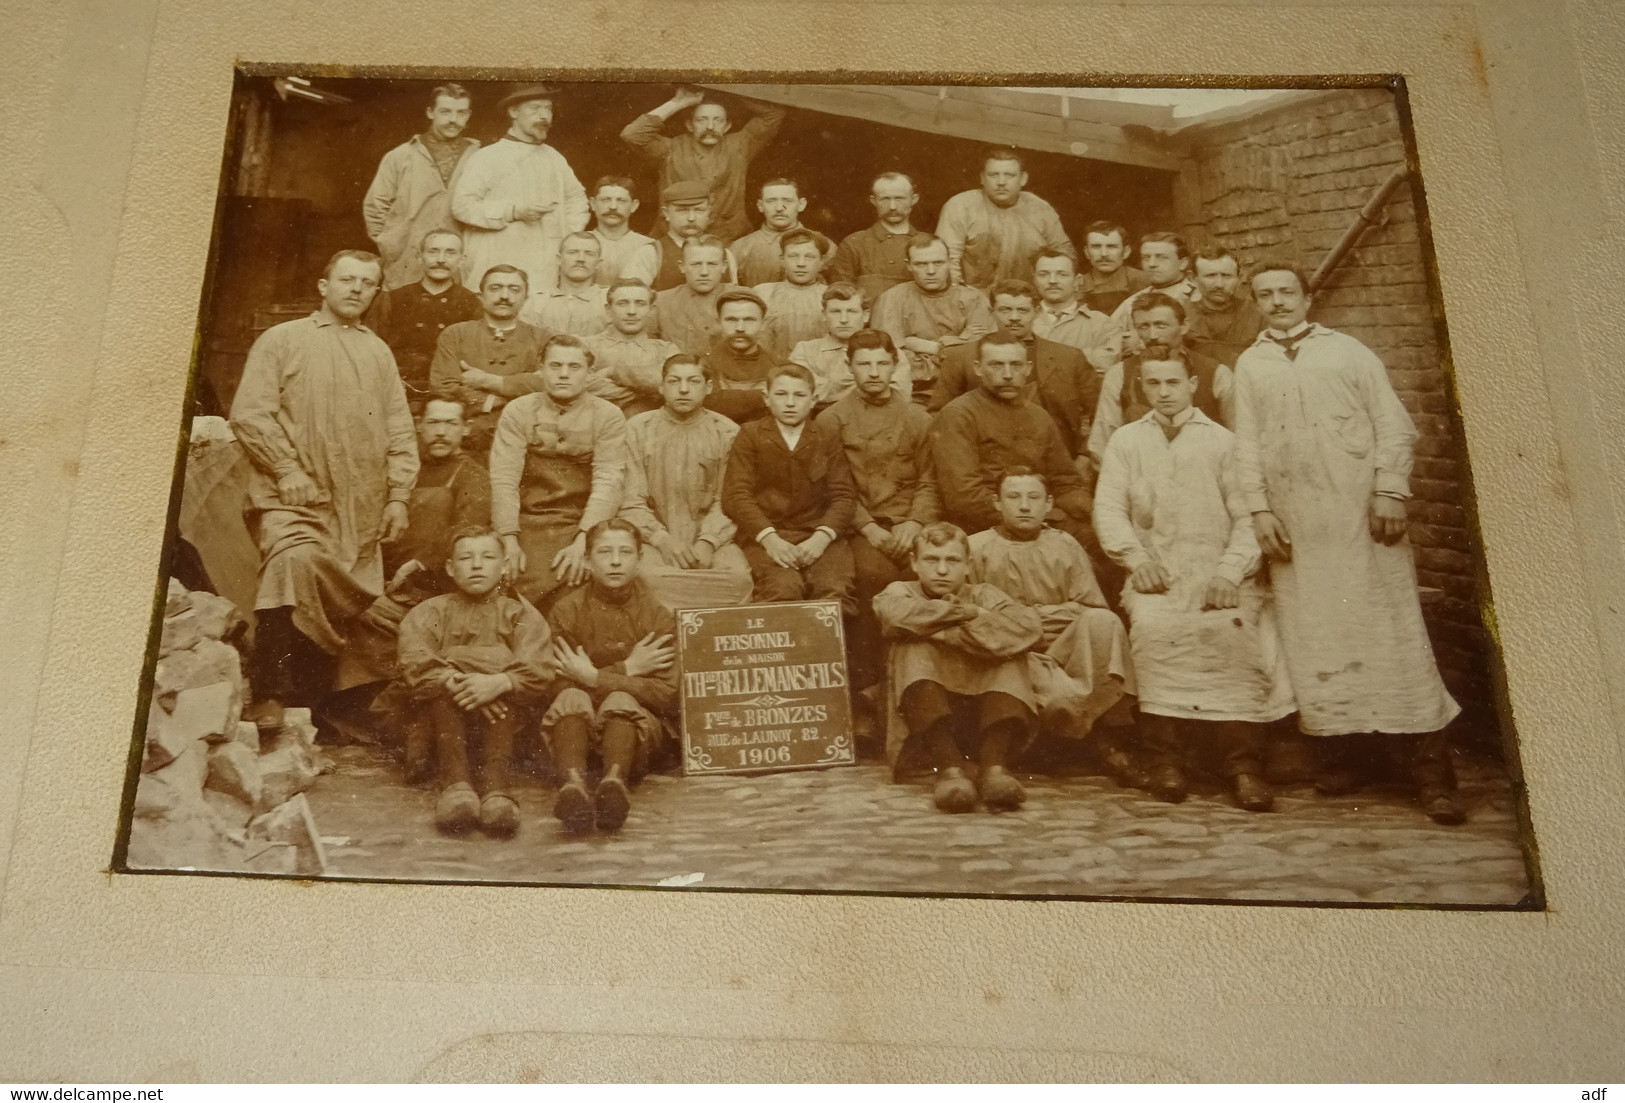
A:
[1308, 165, 1409, 293]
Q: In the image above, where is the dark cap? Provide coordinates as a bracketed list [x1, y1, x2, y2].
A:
[661, 180, 712, 205]
[714, 288, 767, 317]
[498, 84, 560, 111]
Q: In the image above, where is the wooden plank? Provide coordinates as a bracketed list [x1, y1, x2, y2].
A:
[701, 83, 1187, 171]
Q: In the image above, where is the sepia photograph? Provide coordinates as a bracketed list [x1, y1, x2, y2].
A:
[118, 71, 1538, 908]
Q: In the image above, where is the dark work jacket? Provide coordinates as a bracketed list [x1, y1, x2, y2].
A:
[929, 335, 1097, 459]
[722, 417, 856, 541]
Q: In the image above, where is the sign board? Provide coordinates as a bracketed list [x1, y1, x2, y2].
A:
[677, 600, 855, 776]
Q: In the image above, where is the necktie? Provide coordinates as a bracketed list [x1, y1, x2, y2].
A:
[1269, 329, 1310, 360]
[1159, 420, 1182, 443]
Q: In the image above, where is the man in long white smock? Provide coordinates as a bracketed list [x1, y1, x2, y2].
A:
[1233, 263, 1465, 824]
[1094, 348, 1293, 812]
[452, 85, 588, 294]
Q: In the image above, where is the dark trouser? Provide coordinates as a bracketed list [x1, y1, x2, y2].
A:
[899, 680, 1033, 771]
[252, 606, 336, 706]
[549, 712, 640, 779]
[429, 695, 520, 795]
[849, 536, 907, 690]
[1319, 730, 1458, 792]
[742, 532, 858, 617]
[1139, 713, 1267, 779]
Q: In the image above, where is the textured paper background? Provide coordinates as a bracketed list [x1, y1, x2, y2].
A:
[1, 0, 1622, 1082]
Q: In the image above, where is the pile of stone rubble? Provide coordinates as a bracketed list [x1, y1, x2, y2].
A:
[127, 578, 332, 875]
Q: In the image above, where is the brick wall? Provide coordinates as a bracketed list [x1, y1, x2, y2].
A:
[1174, 88, 1496, 740]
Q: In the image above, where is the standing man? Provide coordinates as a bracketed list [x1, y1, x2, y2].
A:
[647, 182, 739, 292]
[1077, 220, 1152, 316]
[429, 264, 554, 454]
[828, 171, 934, 306]
[651, 236, 743, 356]
[1233, 261, 1465, 824]
[870, 236, 996, 400]
[586, 176, 659, 287]
[1112, 231, 1202, 336]
[1185, 245, 1267, 368]
[930, 330, 1095, 549]
[366, 229, 482, 411]
[929, 279, 1096, 463]
[230, 250, 418, 733]
[789, 282, 913, 406]
[731, 178, 835, 287]
[489, 334, 628, 610]
[1031, 248, 1121, 371]
[936, 147, 1075, 291]
[452, 84, 588, 294]
[363, 83, 480, 291]
[520, 231, 608, 337]
[620, 86, 786, 244]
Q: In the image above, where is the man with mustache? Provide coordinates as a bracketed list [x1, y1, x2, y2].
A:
[1185, 244, 1267, 368]
[363, 83, 480, 291]
[620, 85, 786, 245]
[452, 84, 588, 294]
[1077, 221, 1153, 316]
[229, 250, 418, 738]
[730, 178, 835, 288]
[365, 229, 482, 412]
[429, 264, 555, 454]
[1233, 261, 1465, 825]
[521, 231, 608, 337]
[586, 176, 658, 288]
[936, 147, 1075, 292]
[828, 172, 934, 306]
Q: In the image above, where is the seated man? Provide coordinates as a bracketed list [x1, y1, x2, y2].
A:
[968, 468, 1137, 769]
[489, 334, 628, 610]
[731, 177, 835, 287]
[755, 228, 830, 361]
[1031, 248, 1120, 371]
[722, 363, 857, 615]
[337, 397, 492, 708]
[874, 522, 1042, 813]
[620, 353, 754, 609]
[699, 287, 773, 423]
[429, 263, 555, 453]
[931, 330, 1096, 549]
[930, 278, 1095, 463]
[583, 278, 682, 417]
[543, 518, 678, 836]
[366, 229, 482, 412]
[396, 526, 553, 838]
[1086, 291, 1229, 470]
[651, 235, 744, 355]
[871, 235, 996, 402]
[814, 329, 937, 695]
[1093, 348, 1294, 812]
[788, 282, 913, 408]
[520, 231, 608, 337]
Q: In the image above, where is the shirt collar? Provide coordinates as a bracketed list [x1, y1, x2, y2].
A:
[310, 309, 370, 332]
[1151, 405, 1200, 429]
[1265, 320, 1314, 340]
[776, 421, 806, 449]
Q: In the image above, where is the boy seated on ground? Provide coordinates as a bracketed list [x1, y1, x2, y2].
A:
[541, 518, 679, 836]
[1093, 346, 1295, 812]
[873, 522, 1043, 813]
[396, 526, 554, 837]
[721, 362, 858, 615]
[968, 468, 1138, 776]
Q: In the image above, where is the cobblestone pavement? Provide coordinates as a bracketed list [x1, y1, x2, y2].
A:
[303, 746, 1534, 906]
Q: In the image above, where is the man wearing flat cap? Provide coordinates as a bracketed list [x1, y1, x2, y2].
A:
[621, 86, 786, 244]
[452, 84, 589, 295]
[648, 180, 738, 292]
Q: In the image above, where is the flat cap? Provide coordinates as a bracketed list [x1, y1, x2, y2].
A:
[498, 84, 560, 110]
[661, 180, 712, 205]
[713, 288, 767, 316]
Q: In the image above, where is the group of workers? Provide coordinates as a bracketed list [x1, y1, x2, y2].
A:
[218, 81, 1469, 841]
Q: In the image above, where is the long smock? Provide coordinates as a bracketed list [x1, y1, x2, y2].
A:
[451, 137, 588, 293]
[1231, 324, 1457, 735]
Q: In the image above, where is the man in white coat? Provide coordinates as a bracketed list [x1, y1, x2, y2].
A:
[1233, 261, 1465, 824]
[451, 84, 589, 294]
[1094, 345, 1294, 812]
[363, 83, 480, 290]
